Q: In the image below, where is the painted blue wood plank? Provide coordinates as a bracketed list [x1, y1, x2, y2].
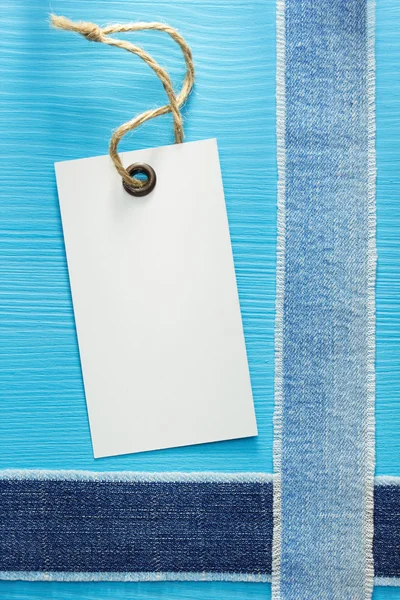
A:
[0, 581, 271, 600]
[375, 1, 400, 480]
[0, 0, 276, 474]
[374, 590, 400, 600]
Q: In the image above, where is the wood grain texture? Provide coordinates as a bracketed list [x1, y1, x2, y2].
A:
[0, 0, 398, 598]
[375, 2, 400, 480]
[0, 0, 276, 473]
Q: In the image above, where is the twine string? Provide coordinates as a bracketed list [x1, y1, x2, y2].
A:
[51, 15, 195, 190]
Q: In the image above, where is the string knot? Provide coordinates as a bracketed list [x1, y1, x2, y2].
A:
[81, 23, 103, 42]
[50, 15, 103, 43]
[51, 15, 195, 190]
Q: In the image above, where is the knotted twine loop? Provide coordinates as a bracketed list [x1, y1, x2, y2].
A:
[50, 15, 195, 191]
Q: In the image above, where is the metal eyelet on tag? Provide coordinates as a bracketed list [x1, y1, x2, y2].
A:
[123, 163, 157, 197]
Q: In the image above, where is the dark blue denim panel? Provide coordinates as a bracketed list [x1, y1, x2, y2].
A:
[374, 484, 400, 579]
[0, 480, 272, 574]
[1, 478, 399, 578]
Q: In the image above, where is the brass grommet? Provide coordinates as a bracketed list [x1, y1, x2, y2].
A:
[122, 163, 157, 197]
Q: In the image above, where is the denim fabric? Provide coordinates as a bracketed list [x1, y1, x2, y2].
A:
[274, 0, 376, 598]
[374, 481, 400, 579]
[0, 473, 399, 583]
[0, 474, 272, 576]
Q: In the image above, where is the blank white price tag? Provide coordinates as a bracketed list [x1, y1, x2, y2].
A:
[55, 139, 257, 458]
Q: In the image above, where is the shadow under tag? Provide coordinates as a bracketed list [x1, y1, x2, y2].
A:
[55, 138, 257, 458]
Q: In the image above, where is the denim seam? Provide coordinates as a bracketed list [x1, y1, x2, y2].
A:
[375, 476, 400, 486]
[374, 578, 400, 587]
[0, 470, 272, 483]
[1, 470, 398, 485]
[364, 1, 377, 597]
[271, 0, 286, 597]
[0, 572, 398, 587]
[0, 571, 272, 583]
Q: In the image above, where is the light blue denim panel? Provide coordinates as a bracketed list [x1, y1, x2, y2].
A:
[273, 1, 376, 599]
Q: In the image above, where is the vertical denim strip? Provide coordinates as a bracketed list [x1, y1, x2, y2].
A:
[273, 1, 376, 599]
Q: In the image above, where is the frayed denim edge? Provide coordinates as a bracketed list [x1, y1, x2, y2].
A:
[271, 0, 286, 598]
[375, 476, 400, 486]
[374, 578, 400, 587]
[0, 470, 397, 484]
[0, 470, 273, 483]
[0, 572, 398, 587]
[365, 1, 377, 598]
[0, 571, 271, 583]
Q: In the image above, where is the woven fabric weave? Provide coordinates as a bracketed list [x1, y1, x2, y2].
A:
[1, 472, 400, 585]
[273, 0, 376, 598]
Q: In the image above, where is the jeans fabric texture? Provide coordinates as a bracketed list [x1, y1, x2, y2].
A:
[0, 473, 272, 578]
[273, 0, 376, 598]
[0, 472, 399, 585]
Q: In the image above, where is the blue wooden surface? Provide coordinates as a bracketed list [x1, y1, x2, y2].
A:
[0, 0, 398, 598]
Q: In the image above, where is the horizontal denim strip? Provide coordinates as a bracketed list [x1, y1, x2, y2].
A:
[0, 472, 398, 582]
[0, 474, 273, 576]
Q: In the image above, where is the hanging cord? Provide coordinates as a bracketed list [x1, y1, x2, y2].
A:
[50, 15, 195, 192]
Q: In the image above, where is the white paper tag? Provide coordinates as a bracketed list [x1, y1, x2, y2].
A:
[55, 139, 257, 458]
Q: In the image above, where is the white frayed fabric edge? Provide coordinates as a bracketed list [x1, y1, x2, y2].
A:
[0, 571, 398, 587]
[375, 475, 400, 486]
[0, 469, 272, 483]
[0, 571, 271, 583]
[1, 470, 397, 484]
[364, 1, 377, 598]
[374, 577, 400, 587]
[271, 0, 286, 599]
